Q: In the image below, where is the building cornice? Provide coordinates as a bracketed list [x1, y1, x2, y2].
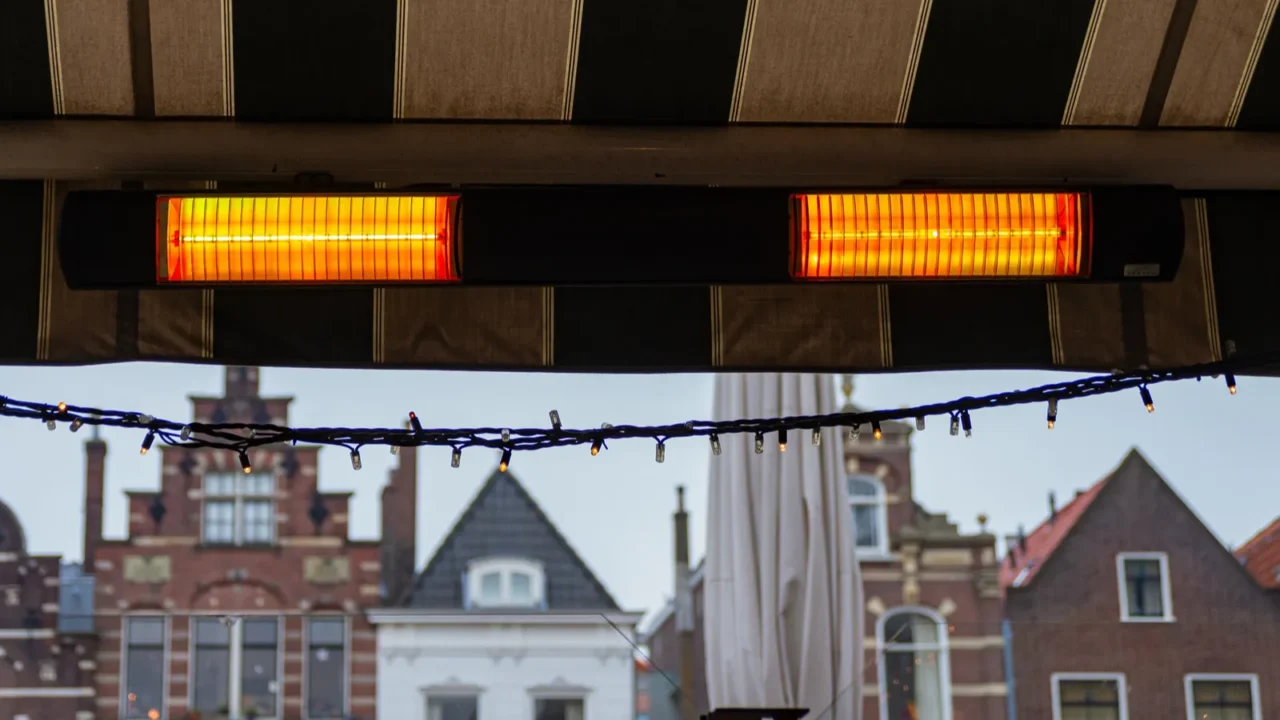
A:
[367, 610, 644, 626]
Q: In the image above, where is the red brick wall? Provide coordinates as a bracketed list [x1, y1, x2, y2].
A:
[0, 553, 98, 720]
[1006, 466, 1280, 719]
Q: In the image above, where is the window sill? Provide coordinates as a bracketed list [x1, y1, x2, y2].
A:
[1120, 616, 1176, 623]
[199, 541, 279, 550]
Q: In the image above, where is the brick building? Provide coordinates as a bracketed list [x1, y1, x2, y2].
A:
[86, 366, 417, 720]
[1002, 449, 1280, 720]
[646, 376, 1006, 720]
[1236, 515, 1280, 590]
[0, 499, 98, 719]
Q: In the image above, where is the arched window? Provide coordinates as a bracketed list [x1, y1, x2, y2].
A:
[847, 474, 889, 556]
[878, 608, 951, 720]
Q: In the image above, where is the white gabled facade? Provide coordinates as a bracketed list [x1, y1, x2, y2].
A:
[370, 611, 643, 720]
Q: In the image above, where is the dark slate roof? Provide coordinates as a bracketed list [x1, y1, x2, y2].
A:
[0, 498, 26, 553]
[403, 467, 620, 611]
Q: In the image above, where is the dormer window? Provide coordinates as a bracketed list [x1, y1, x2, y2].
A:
[848, 473, 890, 557]
[203, 472, 276, 545]
[466, 558, 545, 609]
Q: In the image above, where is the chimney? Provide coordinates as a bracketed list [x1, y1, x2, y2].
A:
[1017, 524, 1027, 554]
[674, 486, 696, 720]
[380, 424, 418, 604]
[1048, 491, 1057, 520]
[83, 430, 107, 570]
[225, 366, 260, 400]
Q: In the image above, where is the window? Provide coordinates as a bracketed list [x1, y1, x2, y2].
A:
[1185, 675, 1261, 720]
[1051, 673, 1127, 720]
[847, 474, 889, 556]
[122, 617, 166, 720]
[465, 558, 545, 609]
[203, 472, 277, 545]
[1116, 552, 1173, 622]
[191, 617, 281, 719]
[878, 608, 950, 720]
[306, 618, 347, 719]
[428, 696, 479, 720]
[536, 698, 585, 720]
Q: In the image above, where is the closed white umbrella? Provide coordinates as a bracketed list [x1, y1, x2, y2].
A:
[704, 373, 862, 720]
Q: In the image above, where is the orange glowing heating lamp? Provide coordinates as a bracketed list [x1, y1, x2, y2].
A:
[157, 195, 461, 284]
[791, 192, 1090, 280]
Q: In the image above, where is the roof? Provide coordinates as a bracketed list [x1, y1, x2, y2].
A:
[0, 498, 27, 553]
[1000, 449, 1144, 591]
[403, 467, 620, 611]
[2, 3, 1280, 376]
[1236, 517, 1280, 589]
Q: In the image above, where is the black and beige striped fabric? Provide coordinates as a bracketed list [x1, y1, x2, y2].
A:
[2, 0, 1279, 373]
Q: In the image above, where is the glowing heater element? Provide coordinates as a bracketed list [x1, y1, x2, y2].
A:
[791, 192, 1089, 280]
[157, 195, 460, 284]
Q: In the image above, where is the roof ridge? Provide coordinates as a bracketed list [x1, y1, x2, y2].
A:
[1237, 516, 1280, 557]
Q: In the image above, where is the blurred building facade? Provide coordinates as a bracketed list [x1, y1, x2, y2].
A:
[0, 500, 98, 719]
[371, 467, 643, 720]
[84, 366, 417, 719]
[645, 376, 1007, 720]
[1004, 449, 1280, 720]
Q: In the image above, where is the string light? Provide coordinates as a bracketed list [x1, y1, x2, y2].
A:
[70, 418, 83, 432]
[811, 428, 821, 446]
[1226, 373, 1238, 395]
[451, 447, 462, 468]
[778, 429, 788, 452]
[847, 424, 861, 442]
[350, 449, 362, 470]
[140, 431, 155, 455]
[45, 417, 55, 431]
[871, 421, 882, 440]
[916, 416, 925, 431]
[0, 354, 1263, 469]
[549, 410, 562, 430]
[590, 438, 603, 456]
[656, 441, 666, 463]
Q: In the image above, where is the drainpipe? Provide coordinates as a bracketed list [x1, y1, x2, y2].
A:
[1002, 619, 1017, 720]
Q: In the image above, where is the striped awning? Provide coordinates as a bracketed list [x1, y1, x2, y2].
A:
[1, 0, 1279, 374]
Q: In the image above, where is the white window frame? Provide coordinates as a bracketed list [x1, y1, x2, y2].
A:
[847, 473, 890, 558]
[528, 684, 591, 720]
[188, 615, 283, 720]
[119, 614, 171, 720]
[1051, 672, 1129, 720]
[876, 606, 952, 720]
[466, 557, 546, 609]
[1184, 673, 1262, 720]
[1116, 552, 1175, 623]
[423, 686, 483, 720]
[201, 472, 278, 546]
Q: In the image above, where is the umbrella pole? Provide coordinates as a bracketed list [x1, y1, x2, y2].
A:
[675, 487, 698, 720]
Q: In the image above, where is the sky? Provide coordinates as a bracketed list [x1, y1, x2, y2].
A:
[2, 363, 1278, 631]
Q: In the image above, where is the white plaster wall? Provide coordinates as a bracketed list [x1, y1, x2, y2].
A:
[377, 622, 636, 720]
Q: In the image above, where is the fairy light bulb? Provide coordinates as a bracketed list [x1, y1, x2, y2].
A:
[238, 451, 252, 474]
[872, 421, 882, 440]
[409, 412, 423, 433]
[57, 402, 67, 413]
[1047, 398, 1058, 429]
[949, 414, 960, 436]
[1226, 373, 1237, 395]
[549, 410, 562, 430]
[916, 416, 925, 431]
[1140, 386, 1154, 413]
[69, 418, 83, 433]
[499, 448, 511, 473]
[590, 438, 603, 456]
[960, 410, 973, 437]
[140, 431, 155, 455]
[46, 418, 56, 431]
[656, 441, 666, 463]
[350, 450, 362, 470]
[778, 429, 788, 452]
[501, 428, 510, 443]
[811, 428, 821, 446]
[710, 434, 722, 456]
[848, 424, 861, 442]
[391, 445, 400, 455]
[181, 425, 192, 441]
[451, 447, 461, 468]
[138, 414, 154, 425]
[754, 432, 764, 454]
